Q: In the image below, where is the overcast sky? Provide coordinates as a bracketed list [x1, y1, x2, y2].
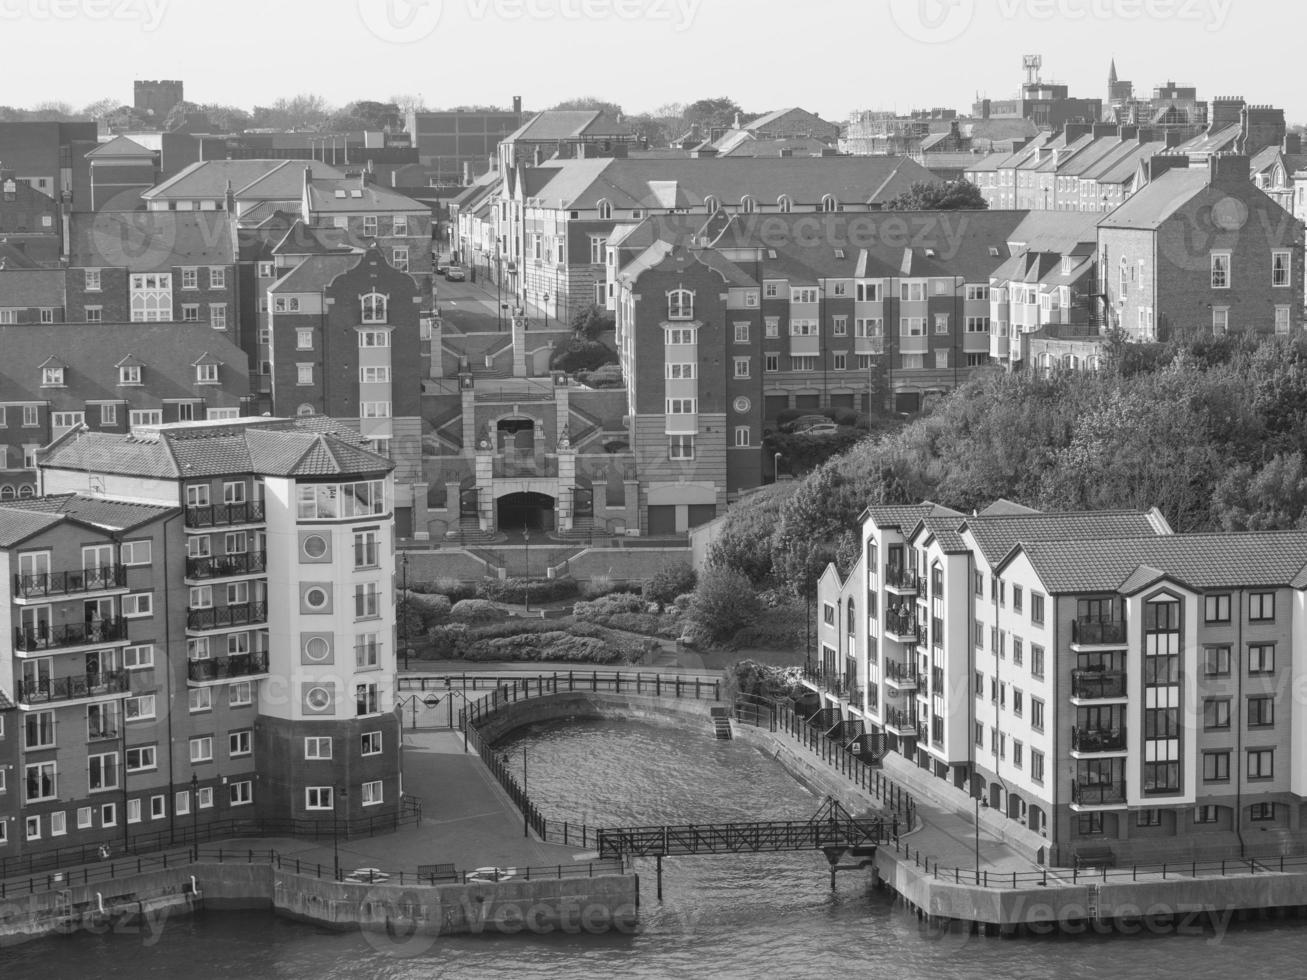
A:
[3, 0, 1301, 123]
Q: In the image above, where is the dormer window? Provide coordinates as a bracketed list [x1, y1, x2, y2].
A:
[120, 365, 142, 385]
[196, 363, 219, 384]
[668, 289, 694, 321]
[777, 195, 793, 213]
[596, 199, 612, 220]
[822, 195, 839, 213]
[41, 366, 64, 387]
[740, 196, 756, 214]
[361, 292, 388, 324]
[704, 196, 718, 213]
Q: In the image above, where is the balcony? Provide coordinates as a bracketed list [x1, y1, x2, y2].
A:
[883, 612, 924, 644]
[13, 565, 127, 600]
[16, 671, 130, 706]
[1071, 781, 1127, 808]
[184, 501, 266, 529]
[1072, 726, 1127, 754]
[187, 652, 270, 685]
[884, 660, 918, 690]
[884, 567, 921, 596]
[884, 706, 917, 736]
[1071, 669, 1127, 701]
[185, 551, 268, 581]
[186, 602, 268, 632]
[802, 665, 857, 702]
[1071, 619, 1127, 647]
[14, 617, 129, 653]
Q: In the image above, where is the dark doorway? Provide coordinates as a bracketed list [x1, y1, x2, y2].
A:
[498, 492, 555, 533]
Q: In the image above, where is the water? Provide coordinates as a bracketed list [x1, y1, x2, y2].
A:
[5, 719, 1307, 979]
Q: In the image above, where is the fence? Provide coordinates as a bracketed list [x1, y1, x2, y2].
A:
[733, 694, 917, 833]
[0, 846, 623, 901]
[458, 671, 722, 848]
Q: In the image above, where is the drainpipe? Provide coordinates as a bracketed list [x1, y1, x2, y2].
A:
[1234, 589, 1246, 858]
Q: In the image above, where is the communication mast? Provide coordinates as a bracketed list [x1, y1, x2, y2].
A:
[1023, 54, 1043, 85]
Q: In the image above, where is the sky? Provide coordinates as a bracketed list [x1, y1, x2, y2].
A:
[1, 0, 1303, 124]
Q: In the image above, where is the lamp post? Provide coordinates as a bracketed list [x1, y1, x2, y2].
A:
[333, 785, 343, 881]
[401, 552, 410, 672]
[191, 773, 198, 849]
[974, 794, 989, 885]
[543, 292, 550, 329]
[522, 745, 529, 839]
[523, 523, 531, 611]
[774, 452, 783, 482]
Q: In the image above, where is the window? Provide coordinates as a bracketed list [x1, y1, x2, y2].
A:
[1193, 805, 1220, 825]
[1249, 592, 1275, 622]
[51, 411, 84, 431]
[965, 316, 990, 333]
[86, 306, 103, 323]
[1205, 593, 1231, 623]
[356, 682, 380, 716]
[361, 293, 388, 324]
[361, 731, 383, 756]
[196, 362, 219, 384]
[1203, 698, 1231, 730]
[1247, 748, 1274, 780]
[149, 795, 166, 820]
[669, 435, 695, 460]
[229, 730, 252, 757]
[765, 353, 779, 373]
[50, 811, 66, 837]
[362, 780, 384, 806]
[1212, 307, 1229, 334]
[121, 540, 152, 566]
[229, 682, 253, 707]
[1204, 646, 1231, 677]
[1030, 750, 1044, 785]
[392, 247, 409, 273]
[190, 736, 214, 763]
[25, 712, 55, 750]
[833, 353, 847, 371]
[305, 737, 333, 760]
[900, 282, 926, 302]
[764, 317, 779, 338]
[363, 215, 378, 237]
[1030, 593, 1045, 626]
[832, 316, 848, 336]
[791, 356, 817, 371]
[1276, 306, 1292, 335]
[1030, 698, 1045, 733]
[42, 366, 64, 386]
[296, 364, 314, 386]
[197, 787, 214, 809]
[182, 304, 200, 322]
[933, 314, 950, 335]
[354, 582, 381, 620]
[360, 402, 391, 419]
[360, 366, 391, 383]
[125, 694, 156, 720]
[229, 781, 253, 806]
[1211, 252, 1230, 289]
[26, 761, 57, 802]
[85, 268, 102, 291]
[665, 363, 696, 380]
[88, 753, 119, 791]
[306, 786, 334, 810]
[356, 632, 381, 668]
[1272, 250, 1291, 287]
[181, 268, 198, 290]
[899, 317, 925, 337]
[1013, 688, 1023, 717]
[1248, 695, 1275, 728]
[123, 592, 153, 618]
[1248, 644, 1275, 675]
[666, 398, 696, 415]
[734, 322, 749, 343]
[126, 746, 156, 772]
[273, 296, 301, 313]
[296, 328, 314, 350]
[1250, 802, 1276, 822]
[354, 529, 380, 569]
[119, 364, 142, 385]
[733, 357, 750, 379]
[1136, 809, 1161, 828]
[668, 289, 694, 320]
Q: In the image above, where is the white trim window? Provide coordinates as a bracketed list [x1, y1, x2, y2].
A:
[1211, 252, 1231, 289]
[667, 289, 694, 321]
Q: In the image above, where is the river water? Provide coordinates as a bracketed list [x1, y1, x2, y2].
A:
[4, 719, 1307, 979]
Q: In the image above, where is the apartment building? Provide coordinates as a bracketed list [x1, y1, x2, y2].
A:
[0, 416, 401, 861]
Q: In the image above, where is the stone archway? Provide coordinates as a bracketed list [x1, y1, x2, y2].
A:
[497, 492, 555, 534]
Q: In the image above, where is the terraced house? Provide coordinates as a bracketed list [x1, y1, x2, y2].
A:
[0, 416, 401, 862]
[815, 501, 1307, 866]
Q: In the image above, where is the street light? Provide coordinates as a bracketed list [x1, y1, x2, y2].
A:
[191, 773, 198, 850]
[543, 292, 550, 328]
[522, 745, 529, 839]
[401, 551, 410, 672]
[774, 452, 783, 482]
[974, 793, 989, 885]
[523, 522, 531, 612]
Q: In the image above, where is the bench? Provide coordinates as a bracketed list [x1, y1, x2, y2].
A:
[1074, 848, 1116, 870]
[417, 863, 459, 884]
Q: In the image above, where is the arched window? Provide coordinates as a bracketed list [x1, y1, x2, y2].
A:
[1118, 257, 1128, 298]
[297, 404, 316, 417]
[596, 199, 612, 220]
[18, 484, 35, 498]
[777, 195, 793, 213]
[667, 289, 694, 321]
[739, 196, 756, 214]
[361, 292, 388, 324]
[0, 485, 14, 500]
[704, 196, 719, 213]
[847, 597, 856, 634]
[822, 195, 839, 213]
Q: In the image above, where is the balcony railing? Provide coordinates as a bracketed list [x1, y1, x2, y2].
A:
[884, 660, 918, 686]
[184, 501, 266, 529]
[884, 567, 921, 593]
[1072, 619, 1127, 645]
[13, 565, 127, 599]
[802, 665, 856, 701]
[1072, 726, 1127, 753]
[1071, 669, 1127, 700]
[883, 613, 923, 643]
[16, 671, 130, 706]
[185, 551, 268, 581]
[187, 653, 270, 683]
[186, 602, 268, 631]
[14, 617, 129, 653]
[1071, 781, 1126, 806]
[884, 707, 917, 733]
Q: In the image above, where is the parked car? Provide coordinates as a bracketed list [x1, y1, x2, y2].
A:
[445, 265, 466, 281]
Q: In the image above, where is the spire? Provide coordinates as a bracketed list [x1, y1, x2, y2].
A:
[1108, 58, 1118, 85]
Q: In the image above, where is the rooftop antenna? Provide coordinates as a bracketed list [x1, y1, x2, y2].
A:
[1023, 54, 1043, 86]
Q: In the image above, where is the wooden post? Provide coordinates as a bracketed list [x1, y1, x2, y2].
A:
[656, 854, 663, 901]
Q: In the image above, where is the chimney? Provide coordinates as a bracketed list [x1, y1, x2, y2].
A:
[1285, 132, 1302, 155]
[1164, 130, 1186, 148]
[1238, 104, 1286, 156]
[1091, 123, 1117, 138]
[1147, 155, 1190, 181]
[1209, 96, 1246, 134]
[512, 95, 522, 116]
[224, 179, 235, 213]
[1118, 125, 1138, 142]
[1208, 152, 1250, 185]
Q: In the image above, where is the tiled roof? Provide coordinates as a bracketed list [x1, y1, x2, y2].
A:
[505, 109, 633, 143]
[305, 179, 426, 213]
[1013, 532, 1307, 594]
[0, 688, 13, 711]
[0, 493, 175, 530]
[268, 253, 358, 293]
[69, 211, 236, 270]
[978, 499, 1041, 517]
[0, 242, 42, 270]
[1176, 123, 1241, 156]
[0, 508, 63, 547]
[963, 510, 1170, 566]
[237, 162, 345, 201]
[919, 515, 968, 553]
[1097, 168, 1211, 230]
[85, 136, 153, 159]
[272, 220, 361, 257]
[0, 268, 65, 306]
[865, 502, 962, 530]
[142, 160, 341, 202]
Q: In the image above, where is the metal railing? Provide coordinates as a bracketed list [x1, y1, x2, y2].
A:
[185, 551, 268, 580]
[883, 613, 923, 643]
[1072, 619, 1127, 645]
[884, 660, 918, 685]
[16, 671, 130, 705]
[1071, 670, 1127, 700]
[1071, 781, 1127, 805]
[1071, 726, 1127, 753]
[884, 706, 917, 733]
[187, 653, 270, 683]
[184, 502, 266, 529]
[884, 567, 921, 593]
[14, 617, 129, 652]
[13, 565, 127, 599]
[186, 602, 268, 631]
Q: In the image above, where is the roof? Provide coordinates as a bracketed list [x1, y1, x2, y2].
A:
[1097, 167, 1211, 229]
[1010, 532, 1307, 594]
[0, 688, 12, 711]
[962, 509, 1171, 566]
[864, 502, 963, 530]
[0, 268, 65, 306]
[40, 417, 392, 480]
[0, 242, 42, 270]
[268, 253, 359, 293]
[1007, 210, 1102, 255]
[237, 162, 345, 202]
[1177, 123, 1241, 157]
[69, 211, 236, 270]
[272, 219, 362, 257]
[86, 135, 154, 159]
[0, 493, 175, 548]
[305, 178, 426, 213]
[504, 109, 633, 144]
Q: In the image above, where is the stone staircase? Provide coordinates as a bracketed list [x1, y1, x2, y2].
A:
[710, 706, 734, 740]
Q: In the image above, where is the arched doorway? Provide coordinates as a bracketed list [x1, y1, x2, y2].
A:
[497, 492, 555, 534]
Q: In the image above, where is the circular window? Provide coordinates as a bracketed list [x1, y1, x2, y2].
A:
[305, 687, 331, 710]
[302, 535, 328, 559]
[733, 396, 751, 414]
[303, 636, 330, 662]
[305, 587, 329, 609]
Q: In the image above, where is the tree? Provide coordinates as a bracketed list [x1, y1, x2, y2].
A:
[80, 97, 121, 121]
[550, 97, 623, 115]
[688, 567, 760, 643]
[569, 303, 614, 340]
[251, 94, 330, 131]
[685, 97, 743, 132]
[643, 562, 697, 609]
[884, 179, 988, 211]
[549, 337, 618, 373]
[390, 93, 427, 116]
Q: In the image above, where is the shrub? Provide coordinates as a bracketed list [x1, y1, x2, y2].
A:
[449, 599, 507, 624]
[478, 577, 580, 605]
[574, 592, 646, 621]
[550, 337, 618, 373]
[426, 624, 470, 658]
[643, 562, 697, 609]
[577, 363, 624, 389]
[673, 592, 693, 611]
[688, 567, 761, 644]
[404, 591, 452, 629]
[581, 574, 629, 599]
